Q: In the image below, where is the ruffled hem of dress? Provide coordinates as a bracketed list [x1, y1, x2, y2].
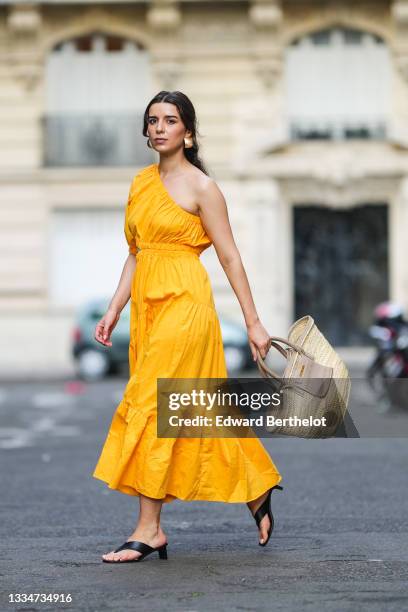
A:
[92, 396, 283, 503]
[92, 472, 283, 504]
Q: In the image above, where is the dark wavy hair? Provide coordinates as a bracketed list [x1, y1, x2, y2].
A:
[142, 90, 208, 175]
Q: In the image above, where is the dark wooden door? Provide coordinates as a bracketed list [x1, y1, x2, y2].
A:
[294, 204, 389, 346]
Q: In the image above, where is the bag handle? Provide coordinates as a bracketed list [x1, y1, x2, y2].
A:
[268, 339, 288, 359]
[256, 352, 281, 380]
[256, 341, 286, 380]
[255, 336, 314, 380]
[267, 336, 314, 359]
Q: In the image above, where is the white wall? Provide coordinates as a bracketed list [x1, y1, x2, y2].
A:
[48, 208, 128, 307]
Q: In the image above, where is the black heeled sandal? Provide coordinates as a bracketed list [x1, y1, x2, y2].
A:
[102, 540, 168, 563]
[250, 484, 283, 547]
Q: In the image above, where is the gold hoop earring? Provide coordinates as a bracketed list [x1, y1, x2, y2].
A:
[147, 138, 153, 149]
[184, 136, 193, 149]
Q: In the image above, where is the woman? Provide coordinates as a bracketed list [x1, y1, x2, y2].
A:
[92, 91, 283, 563]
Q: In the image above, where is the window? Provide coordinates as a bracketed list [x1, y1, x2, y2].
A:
[284, 27, 391, 141]
[44, 32, 153, 166]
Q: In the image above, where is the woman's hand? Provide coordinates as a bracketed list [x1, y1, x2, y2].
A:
[94, 308, 120, 347]
[247, 319, 272, 362]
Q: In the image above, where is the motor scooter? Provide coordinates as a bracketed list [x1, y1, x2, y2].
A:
[366, 302, 408, 413]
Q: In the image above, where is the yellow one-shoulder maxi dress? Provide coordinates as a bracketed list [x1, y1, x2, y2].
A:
[92, 163, 282, 503]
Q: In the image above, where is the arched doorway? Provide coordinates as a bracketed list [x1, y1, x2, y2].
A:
[293, 203, 389, 345]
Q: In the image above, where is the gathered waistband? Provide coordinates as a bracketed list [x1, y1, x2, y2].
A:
[136, 241, 200, 256]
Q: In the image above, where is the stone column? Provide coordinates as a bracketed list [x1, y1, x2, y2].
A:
[248, 0, 283, 90]
[389, 0, 408, 146]
[390, 176, 408, 311]
[243, 177, 290, 336]
[147, 0, 182, 91]
[3, 3, 43, 168]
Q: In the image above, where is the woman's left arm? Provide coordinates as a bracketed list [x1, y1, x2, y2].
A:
[197, 178, 271, 361]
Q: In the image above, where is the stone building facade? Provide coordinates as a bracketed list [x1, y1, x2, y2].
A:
[1, 0, 408, 375]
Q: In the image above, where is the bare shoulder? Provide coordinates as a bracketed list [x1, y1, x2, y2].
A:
[187, 165, 223, 203]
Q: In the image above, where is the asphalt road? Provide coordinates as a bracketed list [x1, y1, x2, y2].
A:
[0, 371, 407, 612]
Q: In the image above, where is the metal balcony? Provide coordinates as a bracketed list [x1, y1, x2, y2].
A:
[42, 112, 154, 167]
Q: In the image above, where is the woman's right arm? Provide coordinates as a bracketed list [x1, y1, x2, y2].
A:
[94, 253, 136, 347]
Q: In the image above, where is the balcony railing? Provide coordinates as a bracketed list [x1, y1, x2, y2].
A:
[42, 113, 154, 167]
[289, 116, 387, 141]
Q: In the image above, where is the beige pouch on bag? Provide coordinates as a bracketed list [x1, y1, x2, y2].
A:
[256, 315, 351, 438]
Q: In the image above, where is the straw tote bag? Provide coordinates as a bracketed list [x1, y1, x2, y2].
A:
[256, 315, 351, 438]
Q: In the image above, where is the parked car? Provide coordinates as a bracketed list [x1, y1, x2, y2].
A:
[72, 297, 254, 381]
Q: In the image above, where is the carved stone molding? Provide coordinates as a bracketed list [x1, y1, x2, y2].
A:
[283, 11, 389, 49]
[7, 3, 41, 34]
[147, 2, 182, 88]
[17, 66, 42, 91]
[392, 0, 408, 26]
[254, 56, 283, 89]
[147, 1, 182, 31]
[154, 60, 182, 89]
[391, 1, 408, 82]
[42, 12, 151, 57]
[395, 54, 408, 82]
[6, 5, 42, 90]
[249, 1, 283, 89]
[249, 0, 282, 31]
[280, 177, 398, 208]
[242, 140, 408, 207]
[9, 57, 42, 91]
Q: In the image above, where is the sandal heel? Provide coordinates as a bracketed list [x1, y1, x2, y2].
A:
[158, 544, 168, 560]
[250, 483, 284, 547]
